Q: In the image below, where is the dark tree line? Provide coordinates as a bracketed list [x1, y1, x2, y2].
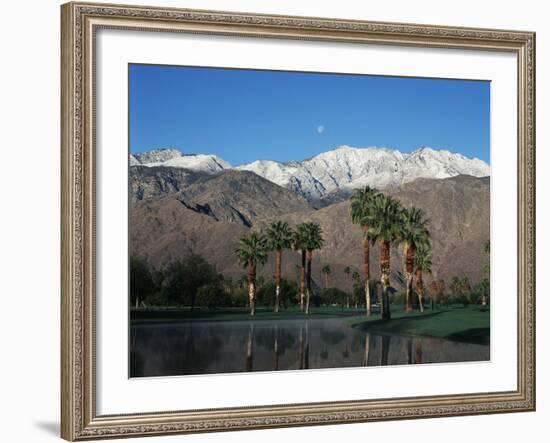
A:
[130, 254, 225, 310]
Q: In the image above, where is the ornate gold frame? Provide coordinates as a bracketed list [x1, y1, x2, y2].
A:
[61, 2, 536, 440]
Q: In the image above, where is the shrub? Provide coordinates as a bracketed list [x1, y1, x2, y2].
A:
[161, 254, 220, 308]
[144, 292, 168, 307]
[130, 256, 155, 307]
[320, 288, 348, 306]
[196, 283, 230, 309]
[231, 288, 249, 307]
[256, 278, 298, 308]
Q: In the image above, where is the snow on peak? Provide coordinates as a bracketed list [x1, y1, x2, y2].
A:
[129, 154, 141, 166]
[160, 154, 232, 172]
[130, 148, 231, 173]
[130, 145, 489, 200]
[237, 145, 489, 200]
[133, 148, 182, 165]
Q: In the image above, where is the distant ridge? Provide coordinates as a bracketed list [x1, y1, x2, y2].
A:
[130, 145, 490, 201]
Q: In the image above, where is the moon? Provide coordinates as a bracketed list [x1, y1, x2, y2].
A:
[317, 125, 325, 134]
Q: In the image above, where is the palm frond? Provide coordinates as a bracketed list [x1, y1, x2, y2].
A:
[235, 232, 269, 268]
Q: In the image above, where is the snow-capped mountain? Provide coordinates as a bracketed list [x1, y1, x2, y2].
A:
[130, 146, 489, 200]
[131, 148, 231, 173]
[133, 148, 182, 165]
[236, 146, 490, 200]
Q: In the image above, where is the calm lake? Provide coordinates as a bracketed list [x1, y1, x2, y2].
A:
[130, 318, 490, 377]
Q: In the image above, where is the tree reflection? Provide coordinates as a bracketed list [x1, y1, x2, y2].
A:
[407, 337, 413, 364]
[246, 324, 254, 372]
[415, 340, 422, 364]
[299, 323, 310, 370]
[380, 335, 391, 366]
[363, 334, 370, 366]
[273, 325, 279, 371]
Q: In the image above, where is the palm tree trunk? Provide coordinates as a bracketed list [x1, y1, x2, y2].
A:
[415, 268, 424, 312]
[363, 227, 371, 317]
[300, 250, 306, 311]
[324, 273, 328, 289]
[248, 264, 256, 316]
[405, 244, 415, 312]
[380, 241, 392, 320]
[305, 250, 313, 314]
[365, 280, 371, 316]
[275, 249, 282, 313]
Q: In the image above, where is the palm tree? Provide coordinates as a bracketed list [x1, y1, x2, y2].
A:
[293, 224, 309, 311]
[344, 266, 352, 308]
[301, 222, 325, 314]
[461, 276, 472, 305]
[350, 186, 380, 316]
[414, 244, 432, 312]
[266, 221, 294, 313]
[369, 194, 403, 320]
[400, 207, 430, 312]
[351, 271, 361, 308]
[235, 232, 268, 316]
[321, 264, 331, 288]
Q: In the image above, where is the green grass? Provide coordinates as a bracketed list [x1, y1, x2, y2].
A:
[351, 306, 490, 345]
[130, 305, 368, 325]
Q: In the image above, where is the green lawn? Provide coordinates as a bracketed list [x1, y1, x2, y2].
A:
[130, 305, 368, 325]
[351, 306, 490, 345]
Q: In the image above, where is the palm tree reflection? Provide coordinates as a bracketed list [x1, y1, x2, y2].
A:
[246, 324, 254, 372]
[299, 323, 310, 370]
[273, 325, 279, 371]
[380, 335, 391, 366]
[363, 333, 370, 366]
[415, 340, 423, 364]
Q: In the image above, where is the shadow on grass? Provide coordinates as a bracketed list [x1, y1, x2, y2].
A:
[353, 310, 490, 346]
[353, 311, 446, 331]
[446, 328, 490, 346]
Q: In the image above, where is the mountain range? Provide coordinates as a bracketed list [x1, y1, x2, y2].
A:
[129, 145, 490, 291]
[130, 146, 490, 201]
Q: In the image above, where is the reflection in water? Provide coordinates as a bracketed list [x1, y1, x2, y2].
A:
[246, 324, 254, 372]
[273, 325, 279, 371]
[130, 318, 489, 377]
[363, 333, 370, 367]
[380, 335, 390, 366]
[415, 340, 423, 364]
[407, 338, 413, 365]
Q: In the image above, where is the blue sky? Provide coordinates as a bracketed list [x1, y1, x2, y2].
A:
[129, 64, 490, 165]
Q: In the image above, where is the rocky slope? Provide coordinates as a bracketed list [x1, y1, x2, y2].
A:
[130, 170, 490, 292]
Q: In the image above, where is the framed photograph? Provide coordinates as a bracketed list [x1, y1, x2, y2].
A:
[61, 1, 536, 440]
